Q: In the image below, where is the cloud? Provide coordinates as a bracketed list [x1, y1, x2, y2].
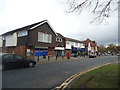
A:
[0, 0, 118, 46]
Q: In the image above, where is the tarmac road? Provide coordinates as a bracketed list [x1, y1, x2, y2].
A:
[2, 56, 118, 88]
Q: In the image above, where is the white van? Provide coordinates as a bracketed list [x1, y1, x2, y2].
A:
[89, 52, 97, 58]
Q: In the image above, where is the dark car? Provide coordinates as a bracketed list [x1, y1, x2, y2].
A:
[0, 53, 36, 70]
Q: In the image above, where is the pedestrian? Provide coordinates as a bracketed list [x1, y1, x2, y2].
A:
[43, 54, 46, 59]
[56, 52, 58, 60]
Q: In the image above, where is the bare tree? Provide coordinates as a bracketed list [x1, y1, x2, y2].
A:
[66, 0, 119, 23]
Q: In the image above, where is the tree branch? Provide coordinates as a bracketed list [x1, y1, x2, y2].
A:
[66, 0, 118, 23]
[92, 0, 99, 13]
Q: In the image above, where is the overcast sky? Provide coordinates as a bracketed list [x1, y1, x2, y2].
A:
[0, 0, 118, 46]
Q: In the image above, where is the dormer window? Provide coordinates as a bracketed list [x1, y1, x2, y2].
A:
[56, 37, 62, 42]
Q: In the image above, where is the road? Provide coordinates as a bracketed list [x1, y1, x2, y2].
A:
[2, 56, 118, 88]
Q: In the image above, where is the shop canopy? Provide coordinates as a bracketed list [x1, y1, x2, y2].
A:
[72, 47, 86, 52]
[54, 47, 64, 50]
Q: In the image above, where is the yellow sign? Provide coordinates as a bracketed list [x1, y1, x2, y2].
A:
[12, 50, 14, 54]
[4, 50, 6, 53]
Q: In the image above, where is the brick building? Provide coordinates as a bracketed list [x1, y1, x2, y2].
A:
[65, 37, 85, 57]
[82, 38, 98, 56]
[1, 20, 65, 59]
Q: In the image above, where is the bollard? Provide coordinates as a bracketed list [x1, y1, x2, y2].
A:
[56, 56, 58, 60]
[48, 56, 50, 61]
[37, 56, 39, 62]
[62, 56, 64, 59]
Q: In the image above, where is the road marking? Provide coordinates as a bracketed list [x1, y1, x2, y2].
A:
[54, 63, 111, 90]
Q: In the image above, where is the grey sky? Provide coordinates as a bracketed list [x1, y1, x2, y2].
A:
[0, 0, 118, 46]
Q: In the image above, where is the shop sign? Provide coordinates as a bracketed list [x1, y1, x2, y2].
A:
[27, 49, 30, 56]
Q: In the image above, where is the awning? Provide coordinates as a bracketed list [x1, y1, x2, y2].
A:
[72, 47, 86, 51]
[55, 47, 65, 50]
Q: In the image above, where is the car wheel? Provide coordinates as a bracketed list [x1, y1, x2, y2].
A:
[28, 62, 34, 67]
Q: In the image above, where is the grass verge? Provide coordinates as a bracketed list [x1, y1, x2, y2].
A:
[70, 64, 120, 88]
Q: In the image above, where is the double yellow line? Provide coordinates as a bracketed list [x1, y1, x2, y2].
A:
[55, 63, 111, 90]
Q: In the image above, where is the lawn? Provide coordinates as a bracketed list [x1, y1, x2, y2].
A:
[70, 65, 120, 88]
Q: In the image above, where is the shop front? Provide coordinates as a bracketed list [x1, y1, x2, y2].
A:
[34, 46, 48, 60]
[72, 46, 86, 57]
[54, 47, 65, 57]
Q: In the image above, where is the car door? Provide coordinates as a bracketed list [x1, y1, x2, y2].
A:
[14, 54, 27, 67]
[3, 54, 16, 68]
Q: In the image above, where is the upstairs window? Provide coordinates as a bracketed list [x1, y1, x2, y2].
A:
[2, 36, 6, 40]
[18, 30, 28, 37]
[38, 32, 52, 43]
[0, 36, 3, 47]
[56, 37, 62, 42]
[71, 42, 74, 46]
[75, 42, 78, 46]
[66, 41, 70, 45]
[6, 33, 17, 46]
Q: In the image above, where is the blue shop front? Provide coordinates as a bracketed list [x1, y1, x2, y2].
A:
[72, 46, 86, 57]
[34, 46, 48, 60]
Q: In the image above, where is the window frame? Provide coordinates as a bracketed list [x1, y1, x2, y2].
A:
[56, 37, 62, 42]
[38, 32, 52, 43]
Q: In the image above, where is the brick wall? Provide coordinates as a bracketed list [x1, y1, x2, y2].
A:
[48, 47, 54, 56]
[15, 46, 26, 57]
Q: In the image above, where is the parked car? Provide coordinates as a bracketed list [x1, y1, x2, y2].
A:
[0, 53, 36, 70]
[89, 52, 97, 58]
[116, 53, 120, 56]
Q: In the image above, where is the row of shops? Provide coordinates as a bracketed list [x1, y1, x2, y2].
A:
[25, 46, 86, 59]
[0, 20, 98, 59]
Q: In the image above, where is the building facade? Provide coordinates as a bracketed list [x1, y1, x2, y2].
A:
[83, 38, 98, 56]
[1, 20, 65, 59]
[0, 20, 98, 59]
[65, 37, 85, 57]
[54, 33, 65, 57]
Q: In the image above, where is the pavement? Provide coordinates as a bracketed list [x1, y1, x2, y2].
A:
[110, 60, 120, 65]
[36, 56, 86, 64]
[36, 55, 119, 64]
